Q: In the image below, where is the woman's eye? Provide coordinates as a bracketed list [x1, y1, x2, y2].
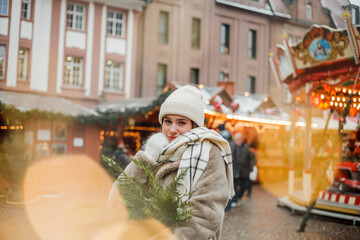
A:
[178, 121, 186, 125]
[165, 120, 172, 124]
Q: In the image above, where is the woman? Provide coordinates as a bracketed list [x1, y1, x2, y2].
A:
[109, 85, 234, 240]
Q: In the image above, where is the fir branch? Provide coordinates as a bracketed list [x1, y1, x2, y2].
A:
[102, 155, 193, 228]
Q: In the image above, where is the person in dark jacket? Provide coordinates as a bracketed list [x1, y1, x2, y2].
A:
[230, 133, 252, 206]
[217, 123, 233, 142]
[112, 142, 130, 171]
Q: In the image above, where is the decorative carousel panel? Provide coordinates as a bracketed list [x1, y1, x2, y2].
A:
[292, 25, 354, 70]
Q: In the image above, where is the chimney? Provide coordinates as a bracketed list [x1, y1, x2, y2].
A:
[217, 81, 234, 97]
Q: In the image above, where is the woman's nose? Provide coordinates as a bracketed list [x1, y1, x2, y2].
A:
[169, 124, 177, 134]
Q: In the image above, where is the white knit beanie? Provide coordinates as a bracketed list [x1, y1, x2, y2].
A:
[159, 85, 204, 127]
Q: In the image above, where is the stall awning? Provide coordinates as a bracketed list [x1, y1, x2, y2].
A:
[96, 97, 155, 113]
[0, 91, 98, 116]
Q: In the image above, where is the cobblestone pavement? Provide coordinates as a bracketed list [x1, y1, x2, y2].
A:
[222, 184, 360, 240]
[0, 196, 41, 240]
[1, 183, 359, 240]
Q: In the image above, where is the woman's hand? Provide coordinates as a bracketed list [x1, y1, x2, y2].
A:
[144, 133, 169, 163]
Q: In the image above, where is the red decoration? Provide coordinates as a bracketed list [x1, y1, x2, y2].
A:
[230, 101, 239, 113]
[349, 107, 357, 117]
[213, 95, 223, 112]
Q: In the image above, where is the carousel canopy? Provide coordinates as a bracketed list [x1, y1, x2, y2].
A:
[271, 14, 360, 118]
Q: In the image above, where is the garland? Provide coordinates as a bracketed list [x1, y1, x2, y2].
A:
[0, 102, 73, 125]
[0, 90, 173, 126]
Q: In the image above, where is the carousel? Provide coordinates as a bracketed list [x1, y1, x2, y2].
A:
[271, 12, 360, 221]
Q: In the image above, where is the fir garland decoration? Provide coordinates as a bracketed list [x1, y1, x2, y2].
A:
[102, 154, 193, 229]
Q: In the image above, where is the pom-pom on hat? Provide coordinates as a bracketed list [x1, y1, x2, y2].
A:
[159, 85, 204, 127]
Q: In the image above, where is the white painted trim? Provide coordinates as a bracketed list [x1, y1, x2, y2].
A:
[7, 0, 21, 87]
[20, 21, 33, 40]
[56, 0, 67, 93]
[30, 0, 52, 91]
[125, 10, 134, 99]
[0, 18, 9, 35]
[85, 2, 94, 96]
[65, 31, 86, 49]
[98, 5, 106, 96]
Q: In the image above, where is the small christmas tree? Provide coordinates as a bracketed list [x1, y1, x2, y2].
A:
[102, 155, 193, 229]
[0, 133, 32, 201]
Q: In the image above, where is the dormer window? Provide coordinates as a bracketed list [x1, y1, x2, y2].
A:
[306, 3, 312, 21]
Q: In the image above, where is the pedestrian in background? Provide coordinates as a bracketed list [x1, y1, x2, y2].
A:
[111, 141, 130, 171]
[109, 85, 235, 239]
[246, 147, 257, 197]
[216, 123, 235, 212]
[217, 123, 233, 142]
[230, 133, 253, 206]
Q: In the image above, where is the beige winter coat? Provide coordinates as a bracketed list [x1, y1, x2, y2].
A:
[124, 144, 229, 240]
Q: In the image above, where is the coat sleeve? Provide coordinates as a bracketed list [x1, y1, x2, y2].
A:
[174, 145, 229, 240]
[108, 151, 150, 206]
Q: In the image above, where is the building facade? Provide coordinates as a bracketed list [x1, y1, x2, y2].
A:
[0, 0, 146, 162]
[0, 0, 145, 107]
[138, 0, 349, 108]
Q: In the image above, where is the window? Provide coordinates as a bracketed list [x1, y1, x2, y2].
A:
[159, 11, 169, 44]
[247, 76, 256, 94]
[156, 64, 167, 96]
[107, 11, 125, 37]
[104, 60, 124, 91]
[53, 122, 67, 141]
[190, 68, 199, 85]
[191, 18, 201, 49]
[306, 3, 312, 21]
[22, 0, 32, 19]
[52, 144, 67, 156]
[67, 3, 85, 31]
[63, 56, 83, 87]
[220, 24, 230, 54]
[219, 71, 229, 82]
[351, 5, 360, 25]
[0, 45, 5, 79]
[0, 0, 8, 15]
[248, 29, 257, 59]
[17, 48, 29, 81]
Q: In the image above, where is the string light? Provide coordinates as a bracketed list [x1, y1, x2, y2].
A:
[124, 126, 161, 132]
[124, 131, 141, 151]
[0, 125, 23, 130]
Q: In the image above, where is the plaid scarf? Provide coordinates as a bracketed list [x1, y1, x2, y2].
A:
[158, 127, 235, 199]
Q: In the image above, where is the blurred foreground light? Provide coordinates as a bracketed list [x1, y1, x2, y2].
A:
[23, 155, 176, 240]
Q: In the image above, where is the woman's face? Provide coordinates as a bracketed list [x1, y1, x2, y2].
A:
[162, 114, 193, 142]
